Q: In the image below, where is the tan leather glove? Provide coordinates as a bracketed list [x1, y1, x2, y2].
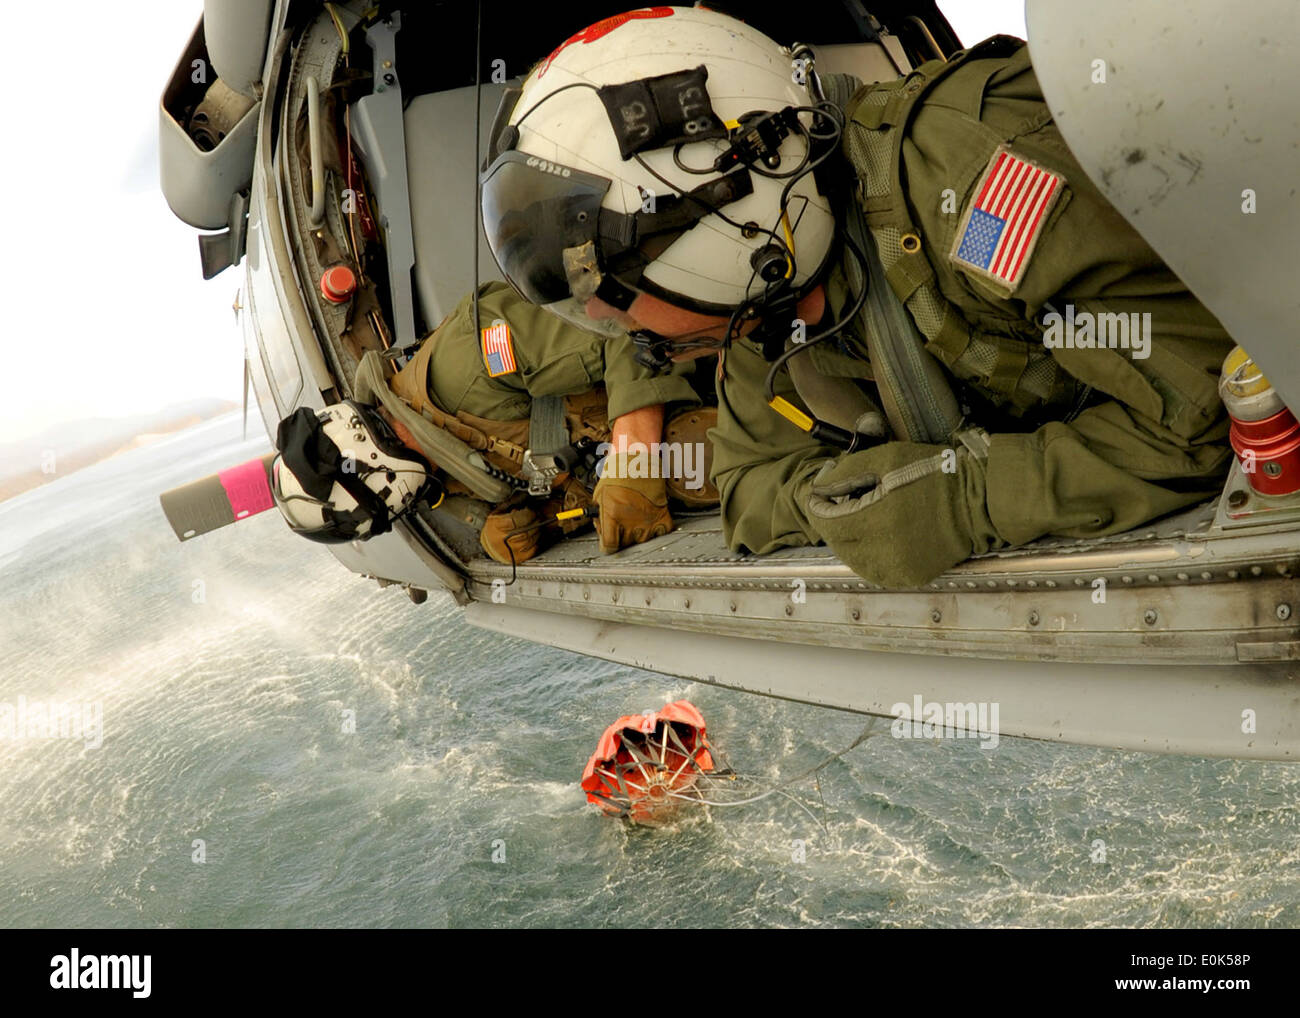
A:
[592, 453, 674, 554]
[479, 506, 542, 565]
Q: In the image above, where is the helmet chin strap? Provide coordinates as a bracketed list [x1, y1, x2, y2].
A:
[630, 330, 674, 372]
[628, 279, 805, 373]
[630, 327, 735, 372]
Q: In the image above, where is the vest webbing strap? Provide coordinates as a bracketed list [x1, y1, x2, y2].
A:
[395, 323, 531, 465]
[928, 310, 972, 364]
[408, 401, 527, 466]
[988, 343, 1031, 398]
[528, 395, 568, 457]
[848, 86, 919, 131]
[884, 250, 933, 303]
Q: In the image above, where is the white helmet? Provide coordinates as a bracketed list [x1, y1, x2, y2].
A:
[481, 6, 839, 325]
[270, 402, 435, 544]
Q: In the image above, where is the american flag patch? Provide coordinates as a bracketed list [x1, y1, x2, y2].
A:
[950, 147, 1064, 293]
[480, 319, 517, 377]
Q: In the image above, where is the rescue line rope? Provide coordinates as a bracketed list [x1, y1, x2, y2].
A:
[666, 783, 828, 832]
[665, 717, 885, 811]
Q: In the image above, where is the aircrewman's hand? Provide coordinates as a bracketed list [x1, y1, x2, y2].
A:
[805, 438, 998, 587]
[592, 453, 674, 553]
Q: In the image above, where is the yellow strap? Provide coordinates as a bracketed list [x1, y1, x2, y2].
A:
[555, 507, 589, 521]
[768, 396, 815, 432]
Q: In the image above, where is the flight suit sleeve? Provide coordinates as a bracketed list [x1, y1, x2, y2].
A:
[929, 63, 1234, 544]
[433, 283, 697, 420]
[979, 291, 1233, 548]
[710, 338, 839, 553]
[600, 333, 700, 421]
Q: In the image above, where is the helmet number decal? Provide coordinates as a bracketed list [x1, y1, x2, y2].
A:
[597, 66, 727, 160]
[524, 156, 571, 178]
[618, 100, 651, 146]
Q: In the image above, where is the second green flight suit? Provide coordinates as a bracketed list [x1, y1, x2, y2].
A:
[709, 37, 1233, 586]
[390, 281, 702, 561]
[393, 281, 696, 434]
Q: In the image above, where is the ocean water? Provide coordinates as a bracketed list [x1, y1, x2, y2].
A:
[1, 412, 1297, 929]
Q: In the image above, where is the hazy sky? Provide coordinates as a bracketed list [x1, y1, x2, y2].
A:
[0, 1, 1024, 446]
[1, 1, 239, 444]
[940, 0, 1027, 46]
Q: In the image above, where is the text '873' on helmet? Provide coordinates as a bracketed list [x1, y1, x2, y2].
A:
[480, 5, 838, 320]
[270, 402, 435, 544]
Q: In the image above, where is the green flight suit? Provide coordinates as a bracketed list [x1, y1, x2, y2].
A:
[710, 37, 1233, 583]
[394, 281, 697, 425]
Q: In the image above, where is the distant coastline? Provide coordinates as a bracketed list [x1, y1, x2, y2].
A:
[0, 399, 239, 504]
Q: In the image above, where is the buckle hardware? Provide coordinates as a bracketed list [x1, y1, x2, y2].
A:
[521, 450, 562, 497]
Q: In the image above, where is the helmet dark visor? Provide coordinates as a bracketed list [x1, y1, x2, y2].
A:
[481, 150, 611, 305]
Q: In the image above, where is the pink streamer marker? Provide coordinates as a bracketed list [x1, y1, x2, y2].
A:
[218, 459, 275, 520]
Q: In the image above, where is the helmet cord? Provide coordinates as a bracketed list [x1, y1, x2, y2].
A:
[760, 229, 875, 451]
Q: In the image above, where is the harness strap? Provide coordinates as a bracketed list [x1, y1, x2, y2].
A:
[821, 69, 962, 444]
[528, 395, 568, 456]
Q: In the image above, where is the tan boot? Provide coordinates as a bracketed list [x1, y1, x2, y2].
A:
[479, 506, 542, 565]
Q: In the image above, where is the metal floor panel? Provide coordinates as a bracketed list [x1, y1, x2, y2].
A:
[460, 499, 1300, 666]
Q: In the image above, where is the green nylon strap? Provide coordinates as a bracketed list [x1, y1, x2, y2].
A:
[528, 394, 568, 456]
[884, 250, 933, 302]
[845, 60, 942, 129]
[845, 83, 900, 129]
[924, 310, 972, 365]
[849, 34, 1029, 247]
[988, 342, 1031, 399]
[874, 85, 923, 128]
[846, 93, 886, 128]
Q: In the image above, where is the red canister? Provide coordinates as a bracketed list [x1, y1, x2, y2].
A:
[1220, 346, 1300, 496]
